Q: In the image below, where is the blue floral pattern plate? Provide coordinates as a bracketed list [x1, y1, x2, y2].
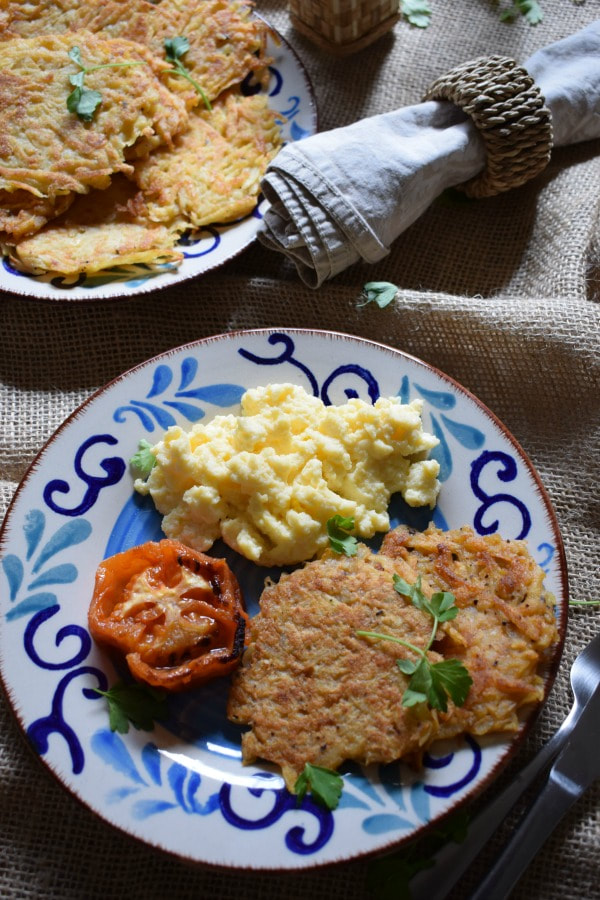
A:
[0, 329, 567, 869]
[0, 27, 316, 302]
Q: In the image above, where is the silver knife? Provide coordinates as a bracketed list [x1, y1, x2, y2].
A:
[467, 684, 600, 900]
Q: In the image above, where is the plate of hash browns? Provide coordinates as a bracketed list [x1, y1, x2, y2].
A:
[0, 1, 316, 301]
[0, 329, 568, 869]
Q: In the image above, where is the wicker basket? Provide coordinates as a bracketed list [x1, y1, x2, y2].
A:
[288, 0, 400, 55]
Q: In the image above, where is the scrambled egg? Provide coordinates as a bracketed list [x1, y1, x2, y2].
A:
[135, 383, 441, 566]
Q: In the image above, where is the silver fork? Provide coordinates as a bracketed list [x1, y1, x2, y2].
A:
[410, 631, 600, 900]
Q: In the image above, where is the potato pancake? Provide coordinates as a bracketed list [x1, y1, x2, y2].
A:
[0, 189, 74, 241]
[0, 1, 281, 272]
[8, 176, 182, 275]
[380, 524, 558, 739]
[0, 0, 82, 40]
[158, 0, 270, 101]
[227, 547, 440, 791]
[228, 526, 558, 790]
[0, 31, 188, 236]
[0, 0, 271, 107]
[132, 93, 283, 231]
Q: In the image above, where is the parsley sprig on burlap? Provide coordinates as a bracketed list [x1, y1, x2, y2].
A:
[400, 0, 544, 28]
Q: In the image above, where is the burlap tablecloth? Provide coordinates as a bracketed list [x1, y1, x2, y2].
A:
[1, 1, 599, 897]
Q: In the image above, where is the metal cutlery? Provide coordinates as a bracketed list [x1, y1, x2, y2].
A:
[468, 684, 600, 899]
[410, 631, 600, 900]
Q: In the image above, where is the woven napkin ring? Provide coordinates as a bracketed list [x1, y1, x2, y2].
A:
[423, 55, 553, 198]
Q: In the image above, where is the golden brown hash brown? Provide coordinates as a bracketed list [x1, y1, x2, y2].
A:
[0, 32, 188, 239]
[0, 190, 74, 243]
[9, 176, 183, 275]
[0, 1, 281, 273]
[380, 525, 558, 740]
[6, 92, 283, 275]
[228, 546, 442, 791]
[0, 0, 271, 106]
[133, 93, 284, 231]
[227, 525, 558, 790]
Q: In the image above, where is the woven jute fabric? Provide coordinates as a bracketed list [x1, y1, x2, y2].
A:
[1, 1, 599, 898]
[423, 55, 553, 197]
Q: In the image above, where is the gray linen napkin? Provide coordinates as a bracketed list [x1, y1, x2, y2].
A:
[258, 21, 600, 287]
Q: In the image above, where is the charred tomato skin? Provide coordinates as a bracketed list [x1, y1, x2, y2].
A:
[88, 539, 248, 691]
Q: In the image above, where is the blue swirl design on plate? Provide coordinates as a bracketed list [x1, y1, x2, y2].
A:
[471, 450, 532, 539]
[536, 542, 555, 572]
[92, 730, 221, 816]
[0, 332, 553, 859]
[422, 735, 482, 797]
[1, 510, 106, 772]
[179, 225, 221, 259]
[43, 434, 126, 516]
[238, 332, 380, 404]
[27, 656, 107, 775]
[113, 356, 245, 432]
[350, 735, 482, 837]
[91, 730, 333, 852]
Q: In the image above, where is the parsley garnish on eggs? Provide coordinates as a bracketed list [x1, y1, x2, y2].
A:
[326, 514, 358, 557]
[129, 438, 157, 479]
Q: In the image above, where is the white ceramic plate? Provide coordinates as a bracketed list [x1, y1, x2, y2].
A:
[0, 329, 567, 870]
[0, 27, 316, 302]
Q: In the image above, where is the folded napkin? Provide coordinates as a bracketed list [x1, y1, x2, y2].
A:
[258, 21, 600, 287]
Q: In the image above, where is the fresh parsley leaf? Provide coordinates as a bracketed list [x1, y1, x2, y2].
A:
[68, 46, 83, 67]
[401, 686, 429, 708]
[327, 515, 358, 557]
[393, 574, 427, 610]
[164, 35, 190, 62]
[358, 281, 399, 308]
[68, 69, 85, 89]
[429, 658, 473, 711]
[93, 681, 167, 733]
[358, 578, 473, 711]
[67, 85, 103, 122]
[396, 658, 417, 675]
[400, 0, 432, 28]
[500, 0, 543, 24]
[130, 439, 157, 479]
[428, 590, 459, 623]
[397, 0, 545, 28]
[294, 763, 343, 810]
[164, 36, 211, 110]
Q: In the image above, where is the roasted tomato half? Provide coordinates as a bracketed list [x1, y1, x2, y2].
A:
[88, 539, 248, 691]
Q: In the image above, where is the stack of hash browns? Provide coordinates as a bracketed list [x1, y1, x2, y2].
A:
[227, 525, 559, 790]
[0, 0, 282, 275]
